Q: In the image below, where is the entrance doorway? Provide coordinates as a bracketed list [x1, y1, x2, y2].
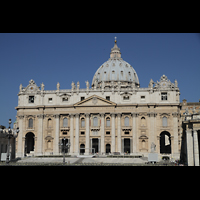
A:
[92, 138, 98, 153]
[124, 138, 130, 154]
[25, 132, 35, 154]
[61, 138, 69, 153]
[160, 131, 171, 154]
[106, 144, 111, 154]
[80, 144, 85, 154]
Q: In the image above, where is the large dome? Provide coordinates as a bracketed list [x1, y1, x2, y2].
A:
[92, 39, 139, 89]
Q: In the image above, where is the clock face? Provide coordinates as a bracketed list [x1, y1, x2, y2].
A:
[29, 86, 34, 91]
[161, 82, 167, 88]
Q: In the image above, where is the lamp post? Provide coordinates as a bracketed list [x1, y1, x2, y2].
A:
[59, 137, 70, 163]
[0, 119, 19, 164]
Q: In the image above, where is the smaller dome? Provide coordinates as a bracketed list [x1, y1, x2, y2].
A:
[92, 39, 139, 88]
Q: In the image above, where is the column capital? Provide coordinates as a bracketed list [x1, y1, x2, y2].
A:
[54, 114, 60, 119]
[85, 113, 90, 117]
[69, 113, 74, 118]
[147, 112, 157, 117]
[186, 129, 192, 134]
[37, 114, 45, 119]
[131, 112, 138, 117]
[17, 115, 24, 119]
[75, 113, 79, 118]
[172, 112, 179, 117]
[117, 113, 121, 117]
[111, 113, 116, 117]
[100, 113, 105, 117]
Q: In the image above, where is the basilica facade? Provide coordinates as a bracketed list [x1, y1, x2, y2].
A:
[15, 39, 181, 160]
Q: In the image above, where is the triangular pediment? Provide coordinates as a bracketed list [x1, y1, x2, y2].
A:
[74, 95, 116, 107]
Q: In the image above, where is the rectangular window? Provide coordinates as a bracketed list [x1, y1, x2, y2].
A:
[162, 117, 168, 127]
[81, 119, 85, 127]
[48, 98, 53, 103]
[123, 96, 129, 100]
[62, 97, 68, 102]
[106, 131, 110, 135]
[81, 131, 85, 135]
[29, 118, 33, 128]
[81, 97, 85, 101]
[106, 96, 110, 101]
[124, 117, 129, 126]
[106, 119, 110, 127]
[161, 93, 167, 101]
[29, 96, 34, 103]
[93, 117, 98, 127]
[141, 96, 145, 100]
[63, 131, 68, 135]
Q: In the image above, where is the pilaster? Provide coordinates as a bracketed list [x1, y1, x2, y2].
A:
[117, 113, 121, 153]
[147, 112, 157, 152]
[75, 113, 79, 154]
[100, 113, 105, 155]
[132, 113, 138, 154]
[69, 114, 74, 154]
[54, 114, 60, 155]
[111, 113, 115, 153]
[85, 113, 90, 155]
[37, 114, 45, 155]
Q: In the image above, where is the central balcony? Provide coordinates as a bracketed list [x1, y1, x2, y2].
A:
[121, 126, 132, 131]
[90, 126, 100, 131]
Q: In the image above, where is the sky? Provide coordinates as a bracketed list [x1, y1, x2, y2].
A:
[0, 33, 200, 127]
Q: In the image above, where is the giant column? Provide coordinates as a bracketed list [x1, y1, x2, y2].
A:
[117, 113, 121, 153]
[148, 112, 157, 152]
[100, 113, 105, 155]
[111, 113, 115, 153]
[75, 113, 79, 155]
[54, 114, 60, 155]
[85, 113, 90, 155]
[37, 114, 44, 156]
[132, 113, 137, 154]
[70, 114, 74, 154]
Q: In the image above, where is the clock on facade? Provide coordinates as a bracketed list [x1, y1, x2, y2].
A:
[161, 82, 168, 88]
[29, 86, 34, 91]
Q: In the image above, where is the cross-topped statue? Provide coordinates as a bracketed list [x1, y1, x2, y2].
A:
[115, 36, 117, 42]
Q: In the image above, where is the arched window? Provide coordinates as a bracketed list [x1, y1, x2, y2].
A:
[47, 140, 51, 149]
[106, 118, 110, 127]
[124, 117, 129, 126]
[142, 140, 146, 149]
[48, 118, 52, 128]
[162, 117, 167, 127]
[93, 117, 98, 127]
[141, 117, 146, 127]
[28, 118, 33, 128]
[81, 118, 85, 127]
[63, 118, 68, 127]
